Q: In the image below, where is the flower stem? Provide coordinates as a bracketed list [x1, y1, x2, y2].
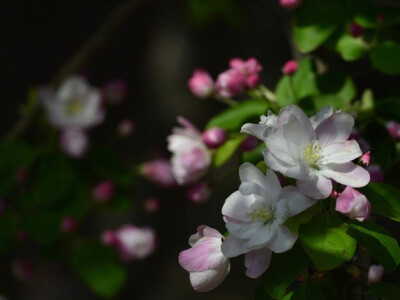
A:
[288, 76, 297, 103]
[216, 97, 238, 107]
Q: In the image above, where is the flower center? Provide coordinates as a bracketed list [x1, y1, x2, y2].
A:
[302, 140, 322, 169]
[66, 99, 84, 115]
[247, 207, 274, 223]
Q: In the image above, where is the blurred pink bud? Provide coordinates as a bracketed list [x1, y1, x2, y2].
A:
[241, 136, 259, 152]
[215, 69, 247, 98]
[202, 127, 227, 149]
[282, 60, 298, 75]
[102, 79, 128, 105]
[59, 128, 89, 158]
[359, 151, 370, 166]
[367, 164, 384, 182]
[115, 225, 156, 261]
[229, 57, 262, 88]
[187, 182, 212, 203]
[60, 216, 77, 233]
[12, 259, 34, 281]
[101, 230, 119, 247]
[386, 121, 400, 140]
[188, 69, 214, 98]
[349, 22, 365, 38]
[331, 190, 339, 199]
[92, 180, 115, 203]
[336, 186, 370, 221]
[16, 230, 26, 243]
[368, 264, 384, 284]
[144, 197, 160, 213]
[141, 158, 177, 188]
[118, 119, 134, 137]
[378, 13, 385, 23]
[15, 169, 27, 183]
[279, 0, 302, 9]
[179, 226, 230, 292]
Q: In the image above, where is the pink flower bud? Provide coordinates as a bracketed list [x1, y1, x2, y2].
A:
[101, 230, 119, 247]
[144, 197, 160, 213]
[118, 119, 134, 137]
[229, 57, 262, 88]
[141, 158, 177, 188]
[115, 225, 156, 261]
[241, 136, 259, 152]
[378, 13, 385, 23]
[59, 128, 89, 158]
[359, 151, 370, 166]
[367, 164, 384, 182]
[187, 182, 212, 203]
[202, 127, 227, 149]
[386, 121, 400, 140]
[215, 69, 247, 98]
[336, 186, 370, 221]
[282, 60, 299, 76]
[279, 0, 302, 9]
[188, 69, 214, 98]
[12, 259, 34, 281]
[368, 264, 384, 284]
[92, 180, 115, 203]
[349, 22, 365, 38]
[60, 216, 77, 233]
[102, 79, 128, 105]
[331, 190, 339, 199]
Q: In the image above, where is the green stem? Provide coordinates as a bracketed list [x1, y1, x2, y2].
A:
[216, 97, 238, 107]
[288, 76, 297, 103]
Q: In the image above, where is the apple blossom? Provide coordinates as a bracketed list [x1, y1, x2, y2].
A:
[386, 121, 400, 140]
[215, 69, 247, 98]
[115, 225, 156, 261]
[59, 128, 89, 158]
[188, 69, 214, 98]
[92, 180, 115, 203]
[229, 57, 262, 88]
[221, 163, 316, 277]
[202, 127, 227, 149]
[167, 117, 211, 185]
[141, 158, 177, 188]
[179, 226, 230, 292]
[39, 76, 105, 129]
[368, 264, 384, 284]
[242, 105, 370, 199]
[335, 186, 370, 221]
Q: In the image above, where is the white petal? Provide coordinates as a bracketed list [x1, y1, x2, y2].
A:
[320, 140, 362, 164]
[316, 112, 354, 146]
[245, 247, 272, 278]
[280, 186, 317, 217]
[265, 225, 298, 253]
[319, 162, 370, 188]
[222, 192, 263, 222]
[241, 123, 266, 140]
[221, 235, 249, 257]
[310, 106, 334, 129]
[245, 223, 276, 248]
[282, 114, 314, 160]
[57, 76, 90, 101]
[226, 221, 263, 240]
[263, 149, 309, 180]
[264, 129, 296, 164]
[297, 172, 332, 199]
[189, 258, 230, 292]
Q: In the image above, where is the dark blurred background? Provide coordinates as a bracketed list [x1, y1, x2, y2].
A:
[2, 0, 399, 299]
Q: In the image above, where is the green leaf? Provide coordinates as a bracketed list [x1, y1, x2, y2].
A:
[275, 59, 318, 106]
[370, 41, 400, 75]
[347, 220, 400, 273]
[313, 72, 356, 110]
[23, 211, 62, 245]
[299, 215, 357, 271]
[214, 136, 245, 167]
[206, 100, 269, 131]
[368, 282, 400, 299]
[294, 0, 345, 53]
[362, 121, 396, 171]
[261, 243, 309, 299]
[242, 143, 264, 165]
[285, 205, 319, 234]
[360, 183, 400, 222]
[289, 284, 325, 300]
[336, 35, 367, 61]
[71, 241, 126, 298]
[0, 212, 18, 254]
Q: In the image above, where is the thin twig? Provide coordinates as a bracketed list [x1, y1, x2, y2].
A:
[3, 0, 143, 143]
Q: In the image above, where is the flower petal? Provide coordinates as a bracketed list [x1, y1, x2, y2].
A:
[222, 192, 263, 222]
[245, 223, 276, 248]
[245, 247, 272, 278]
[310, 106, 334, 129]
[297, 172, 332, 199]
[319, 162, 370, 188]
[316, 112, 354, 146]
[320, 140, 362, 164]
[221, 235, 249, 257]
[241, 123, 266, 141]
[280, 186, 317, 217]
[189, 259, 230, 292]
[265, 225, 298, 253]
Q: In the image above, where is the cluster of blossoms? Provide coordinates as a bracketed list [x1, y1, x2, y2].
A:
[179, 104, 372, 291]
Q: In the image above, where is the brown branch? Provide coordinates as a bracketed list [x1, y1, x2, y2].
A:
[3, 0, 143, 143]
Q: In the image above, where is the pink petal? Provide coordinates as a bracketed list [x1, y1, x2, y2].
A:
[319, 162, 370, 188]
[321, 140, 362, 164]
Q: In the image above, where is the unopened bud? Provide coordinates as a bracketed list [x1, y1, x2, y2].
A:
[202, 127, 227, 149]
[188, 69, 214, 98]
[92, 180, 115, 203]
[282, 60, 298, 76]
[359, 151, 370, 166]
[187, 182, 211, 203]
[349, 22, 364, 38]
